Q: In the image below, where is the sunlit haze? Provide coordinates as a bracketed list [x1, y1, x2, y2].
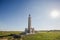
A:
[50, 10, 60, 18]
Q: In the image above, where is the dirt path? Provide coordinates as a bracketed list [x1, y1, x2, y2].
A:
[0, 38, 8, 40]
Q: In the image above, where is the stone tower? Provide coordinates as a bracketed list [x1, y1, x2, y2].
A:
[25, 14, 35, 34]
[28, 14, 31, 33]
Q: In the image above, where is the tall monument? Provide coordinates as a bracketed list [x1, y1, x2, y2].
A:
[25, 14, 35, 34]
[28, 14, 31, 33]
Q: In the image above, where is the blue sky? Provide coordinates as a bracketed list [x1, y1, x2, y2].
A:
[0, 0, 60, 31]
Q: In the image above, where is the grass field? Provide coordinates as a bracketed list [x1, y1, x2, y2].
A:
[0, 31, 21, 36]
[0, 31, 60, 40]
[0, 31, 22, 40]
[22, 32, 60, 40]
